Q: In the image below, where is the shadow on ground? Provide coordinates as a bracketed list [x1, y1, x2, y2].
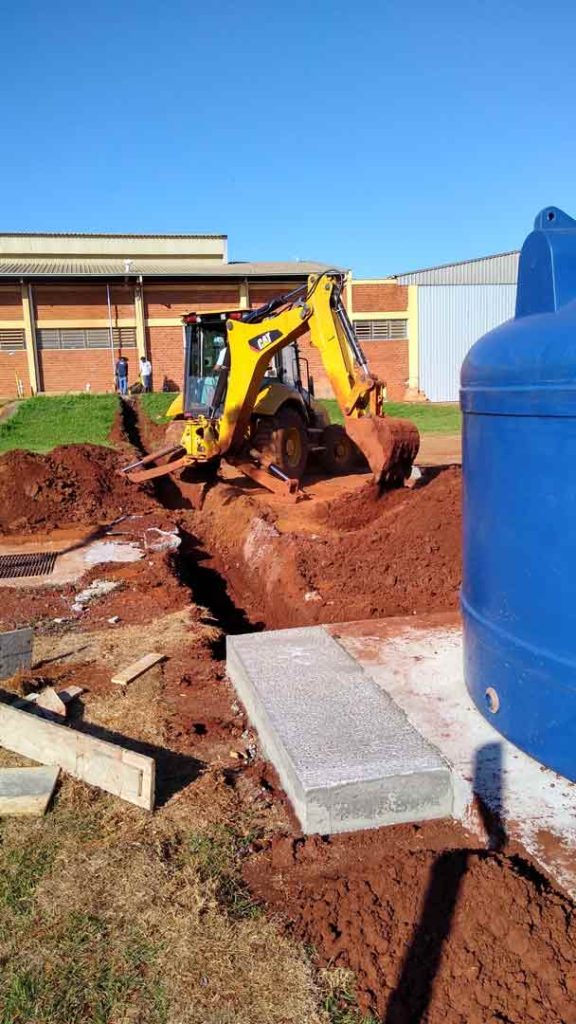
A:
[383, 742, 507, 1023]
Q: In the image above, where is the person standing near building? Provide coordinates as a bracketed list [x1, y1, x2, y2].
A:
[140, 355, 152, 393]
[115, 355, 128, 396]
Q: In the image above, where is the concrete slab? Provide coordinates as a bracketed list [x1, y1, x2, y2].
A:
[0, 627, 33, 680]
[227, 626, 453, 835]
[0, 766, 59, 816]
[330, 615, 576, 898]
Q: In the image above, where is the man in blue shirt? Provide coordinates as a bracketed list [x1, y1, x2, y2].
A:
[115, 356, 128, 395]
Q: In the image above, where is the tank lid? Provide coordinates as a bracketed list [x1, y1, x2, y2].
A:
[461, 206, 576, 415]
[516, 207, 576, 317]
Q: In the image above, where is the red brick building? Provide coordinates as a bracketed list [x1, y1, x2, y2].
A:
[0, 233, 414, 401]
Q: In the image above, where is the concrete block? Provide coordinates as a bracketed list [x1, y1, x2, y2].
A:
[0, 628, 33, 680]
[0, 701, 154, 810]
[227, 626, 453, 834]
[0, 766, 59, 816]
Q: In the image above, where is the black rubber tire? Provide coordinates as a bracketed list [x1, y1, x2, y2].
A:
[253, 407, 309, 480]
[320, 424, 360, 476]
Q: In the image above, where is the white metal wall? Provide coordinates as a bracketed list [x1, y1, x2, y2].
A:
[418, 285, 517, 402]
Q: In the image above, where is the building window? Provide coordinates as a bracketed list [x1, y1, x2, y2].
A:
[353, 319, 408, 341]
[0, 329, 26, 351]
[37, 327, 137, 350]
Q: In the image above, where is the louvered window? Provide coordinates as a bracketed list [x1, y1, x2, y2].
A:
[0, 329, 25, 351]
[37, 327, 137, 350]
[353, 319, 408, 341]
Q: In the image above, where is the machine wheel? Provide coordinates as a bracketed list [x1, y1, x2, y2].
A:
[253, 407, 309, 479]
[320, 424, 359, 475]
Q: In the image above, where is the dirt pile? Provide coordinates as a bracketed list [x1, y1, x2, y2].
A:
[297, 467, 462, 621]
[0, 445, 155, 533]
[245, 826, 575, 1024]
[185, 468, 462, 630]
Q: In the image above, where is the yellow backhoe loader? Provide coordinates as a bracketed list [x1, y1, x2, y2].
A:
[122, 271, 419, 499]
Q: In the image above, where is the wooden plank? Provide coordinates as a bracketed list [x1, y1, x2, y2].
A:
[111, 652, 164, 687]
[0, 702, 154, 810]
[0, 627, 33, 681]
[0, 766, 59, 816]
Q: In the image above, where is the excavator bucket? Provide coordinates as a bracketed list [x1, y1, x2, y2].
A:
[344, 415, 420, 487]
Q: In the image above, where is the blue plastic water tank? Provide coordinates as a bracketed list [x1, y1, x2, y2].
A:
[461, 206, 576, 781]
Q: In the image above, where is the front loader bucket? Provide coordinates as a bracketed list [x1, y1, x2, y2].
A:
[344, 415, 420, 487]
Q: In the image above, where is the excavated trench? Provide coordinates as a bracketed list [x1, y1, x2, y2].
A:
[0, 404, 573, 1024]
[174, 527, 261, 655]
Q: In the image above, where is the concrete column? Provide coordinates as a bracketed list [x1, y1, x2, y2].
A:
[407, 285, 419, 391]
[21, 283, 39, 394]
[239, 279, 250, 309]
[134, 281, 147, 359]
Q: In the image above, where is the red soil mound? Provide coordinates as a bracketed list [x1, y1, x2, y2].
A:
[245, 827, 575, 1023]
[296, 467, 462, 620]
[0, 445, 155, 534]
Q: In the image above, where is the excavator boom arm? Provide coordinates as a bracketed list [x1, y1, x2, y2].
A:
[221, 272, 419, 482]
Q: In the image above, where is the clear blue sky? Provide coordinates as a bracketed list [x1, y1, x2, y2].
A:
[1, 0, 575, 276]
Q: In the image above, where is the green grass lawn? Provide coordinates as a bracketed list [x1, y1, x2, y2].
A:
[320, 399, 461, 434]
[0, 393, 460, 455]
[141, 393, 462, 435]
[138, 392, 178, 422]
[0, 395, 119, 453]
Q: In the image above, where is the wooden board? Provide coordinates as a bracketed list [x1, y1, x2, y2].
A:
[0, 766, 59, 816]
[111, 652, 164, 687]
[0, 702, 154, 810]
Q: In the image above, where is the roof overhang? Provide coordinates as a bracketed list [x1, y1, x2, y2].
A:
[0, 259, 337, 281]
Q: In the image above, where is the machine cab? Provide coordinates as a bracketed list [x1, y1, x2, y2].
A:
[182, 310, 302, 419]
[182, 312, 231, 418]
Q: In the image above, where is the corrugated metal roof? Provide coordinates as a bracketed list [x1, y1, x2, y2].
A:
[0, 231, 226, 240]
[393, 250, 520, 285]
[0, 258, 333, 279]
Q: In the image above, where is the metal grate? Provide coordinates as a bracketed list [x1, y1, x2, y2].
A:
[0, 552, 57, 579]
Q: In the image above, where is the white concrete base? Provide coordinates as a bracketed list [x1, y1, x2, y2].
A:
[331, 615, 576, 898]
